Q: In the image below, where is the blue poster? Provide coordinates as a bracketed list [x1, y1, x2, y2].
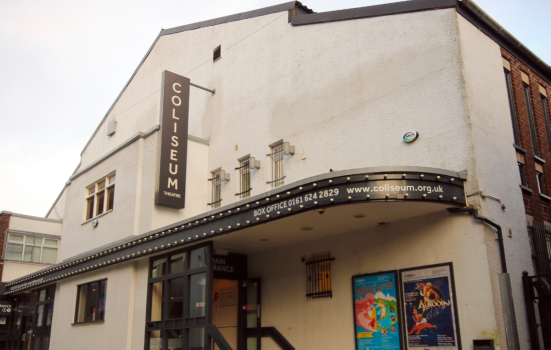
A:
[354, 272, 401, 350]
[401, 265, 458, 350]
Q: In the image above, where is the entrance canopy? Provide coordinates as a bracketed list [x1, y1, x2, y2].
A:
[3, 166, 466, 295]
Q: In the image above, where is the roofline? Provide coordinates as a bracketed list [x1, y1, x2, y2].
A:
[0, 211, 62, 223]
[291, 0, 551, 85]
[78, 1, 312, 158]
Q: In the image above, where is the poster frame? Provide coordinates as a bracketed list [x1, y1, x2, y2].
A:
[398, 262, 462, 350]
[352, 270, 405, 350]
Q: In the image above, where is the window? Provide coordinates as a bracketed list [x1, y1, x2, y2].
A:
[146, 244, 210, 350]
[537, 171, 546, 195]
[519, 162, 527, 187]
[542, 93, 551, 155]
[213, 45, 221, 62]
[266, 141, 294, 187]
[75, 279, 107, 323]
[523, 82, 540, 156]
[237, 159, 251, 198]
[235, 156, 259, 199]
[504, 68, 521, 146]
[85, 174, 115, 220]
[304, 252, 334, 299]
[5, 233, 59, 264]
[209, 170, 222, 208]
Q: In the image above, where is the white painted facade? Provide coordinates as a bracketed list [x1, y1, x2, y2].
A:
[3, 2, 542, 350]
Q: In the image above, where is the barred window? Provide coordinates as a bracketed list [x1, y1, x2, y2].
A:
[266, 141, 294, 187]
[237, 159, 251, 198]
[210, 170, 222, 208]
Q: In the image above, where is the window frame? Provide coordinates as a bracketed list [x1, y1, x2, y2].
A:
[4, 233, 59, 264]
[504, 68, 521, 146]
[85, 173, 115, 221]
[542, 94, 551, 157]
[523, 82, 540, 156]
[537, 171, 546, 195]
[519, 162, 528, 187]
[267, 142, 286, 187]
[73, 279, 108, 324]
[145, 242, 213, 350]
[209, 169, 222, 208]
[236, 157, 252, 199]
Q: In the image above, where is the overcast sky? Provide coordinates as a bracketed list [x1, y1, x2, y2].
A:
[0, 0, 549, 217]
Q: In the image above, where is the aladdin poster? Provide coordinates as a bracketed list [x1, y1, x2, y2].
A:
[400, 264, 459, 350]
[353, 271, 401, 350]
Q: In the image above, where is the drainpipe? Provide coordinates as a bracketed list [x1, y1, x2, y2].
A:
[448, 207, 506, 272]
[447, 207, 520, 350]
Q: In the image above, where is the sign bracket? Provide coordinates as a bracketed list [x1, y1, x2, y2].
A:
[190, 82, 215, 94]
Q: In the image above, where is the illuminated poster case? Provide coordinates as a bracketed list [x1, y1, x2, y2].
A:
[399, 263, 461, 350]
[352, 270, 404, 350]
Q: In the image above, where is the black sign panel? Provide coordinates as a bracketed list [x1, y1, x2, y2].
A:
[155, 71, 190, 209]
[0, 302, 12, 316]
[213, 253, 247, 280]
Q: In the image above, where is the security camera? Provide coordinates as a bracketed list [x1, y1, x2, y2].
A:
[317, 208, 325, 215]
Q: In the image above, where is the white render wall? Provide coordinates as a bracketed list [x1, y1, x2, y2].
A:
[248, 213, 498, 350]
[9, 215, 61, 236]
[49, 259, 149, 350]
[456, 13, 534, 349]
[79, 7, 472, 212]
[58, 134, 209, 260]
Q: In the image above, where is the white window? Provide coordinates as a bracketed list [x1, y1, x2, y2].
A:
[86, 173, 115, 220]
[5, 233, 59, 264]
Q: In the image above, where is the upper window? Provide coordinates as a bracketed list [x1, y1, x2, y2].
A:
[75, 279, 107, 323]
[237, 158, 251, 198]
[213, 45, 221, 62]
[86, 174, 115, 220]
[209, 170, 222, 208]
[504, 68, 521, 146]
[541, 92, 551, 156]
[537, 171, 546, 195]
[5, 233, 59, 264]
[523, 82, 540, 156]
[267, 141, 294, 187]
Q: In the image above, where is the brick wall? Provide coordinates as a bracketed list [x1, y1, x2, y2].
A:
[0, 214, 11, 283]
[502, 48, 551, 223]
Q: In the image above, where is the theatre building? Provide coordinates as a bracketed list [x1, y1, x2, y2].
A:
[2, 0, 551, 349]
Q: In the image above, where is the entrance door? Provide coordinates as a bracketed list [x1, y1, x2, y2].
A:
[238, 279, 261, 350]
[21, 310, 34, 350]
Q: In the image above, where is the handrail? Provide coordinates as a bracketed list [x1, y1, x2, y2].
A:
[262, 327, 295, 350]
[206, 324, 233, 350]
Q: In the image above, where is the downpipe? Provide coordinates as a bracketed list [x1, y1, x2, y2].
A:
[447, 207, 520, 350]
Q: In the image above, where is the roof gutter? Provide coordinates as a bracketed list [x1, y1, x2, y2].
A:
[457, 0, 551, 84]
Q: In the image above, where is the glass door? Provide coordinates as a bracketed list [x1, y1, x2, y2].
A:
[22, 310, 34, 350]
[238, 279, 261, 350]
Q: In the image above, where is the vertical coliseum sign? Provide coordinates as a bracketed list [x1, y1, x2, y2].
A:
[155, 71, 190, 209]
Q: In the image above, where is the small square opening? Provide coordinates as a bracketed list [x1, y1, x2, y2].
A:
[213, 45, 221, 62]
